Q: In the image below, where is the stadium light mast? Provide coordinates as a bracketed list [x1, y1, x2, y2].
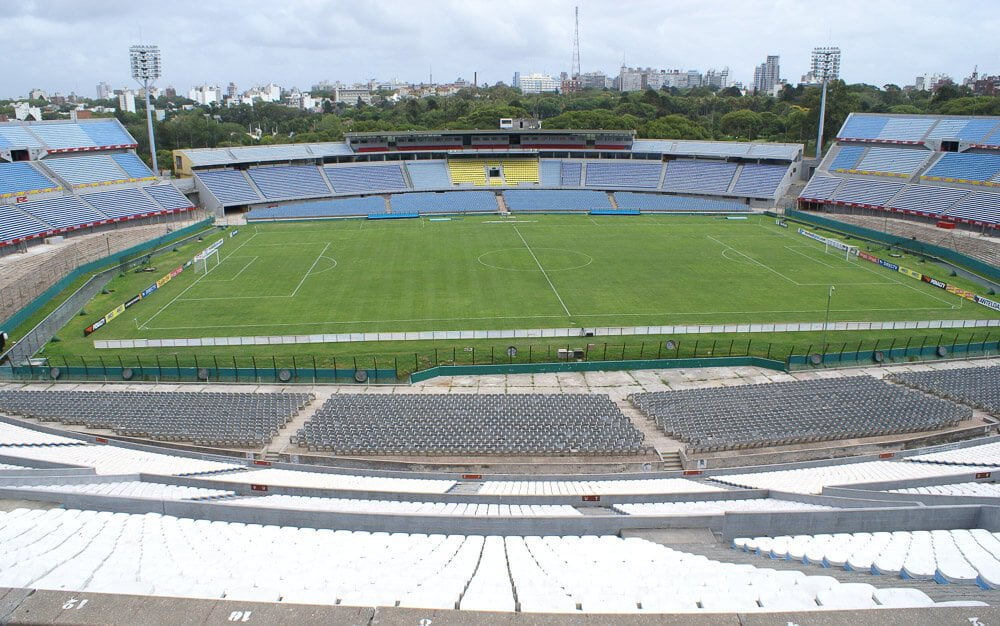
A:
[812, 46, 841, 160]
[130, 44, 162, 174]
[571, 6, 581, 79]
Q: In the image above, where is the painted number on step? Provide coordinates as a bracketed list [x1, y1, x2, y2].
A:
[228, 611, 253, 622]
[62, 598, 89, 610]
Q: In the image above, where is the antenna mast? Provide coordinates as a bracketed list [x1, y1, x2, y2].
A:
[571, 6, 581, 79]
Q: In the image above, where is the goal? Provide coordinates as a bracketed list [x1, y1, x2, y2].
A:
[194, 248, 220, 274]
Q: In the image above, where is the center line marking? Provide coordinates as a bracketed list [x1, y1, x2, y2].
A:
[512, 225, 572, 317]
[291, 242, 332, 297]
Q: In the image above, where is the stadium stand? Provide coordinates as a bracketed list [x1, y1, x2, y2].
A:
[0, 462, 26, 470]
[246, 196, 385, 220]
[0, 125, 45, 149]
[886, 184, 969, 213]
[78, 120, 139, 148]
[246, 165, 331, 199]
[110, 152, 156, 179]
[837, 115, 936, 144]
[887, 365, 1000, 415]
[8, 481, 235, 501]
[613, 192, 748, 212]
[501, 159, 540, 184]
[799, 175, 843, 201]
[28, 123, 104, 151]
[0, 510, 942, 610]
[143, 183, 193, 210]
[448, 160, 491, 186]
[504, 189, 611, 212]
[77, 187, 160, 219]
[198, 468, 456, 494]
[850, 147, 932, 178]
[0, 420, 83, 446]
[709, 461, 989, 495]
[831, 178, 905, 206]
[405, 161, 451, 189]
[661, 160, 738, 195]
[40, 154, 138, 187]
[445, 159, 540, 187]
[732, 529, 1000, 589]
[0, 390, 313, 448]
[613, 499, 835, 516]
[324, 163, 409, 193]
[926, 118, 1000, 143]
[629, 377, 970, 452]
[731, 163, 790, 196]
[888, 482, 1000, 497]
[0, 161, 61, 197]
[0, 444, 241, 475]
[923, 152, 1000, 185]
[195, 169, 262, 205]
[560, 161, 583, 186]
[584, 161, 662, 189]
[389, 190, 497, 214]
[226, 494, 582, 517]
[945, 191, 1000, 224]
[905, 440, 1000, 467]
[829, 146, 866, 171]
[293, 394, 644, 455]
[0, 204, 49, 243]
[539, 159, 562, 186]
[478, 478, 723, 496]
[18, 196, 105, 230]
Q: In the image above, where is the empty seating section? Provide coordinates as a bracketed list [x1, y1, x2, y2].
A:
[732, 529, 1000, 589]
[246, 196, 384, 220]
[853, 148, 931, 177]
[889, 482, 1000, 497]
[631, 377, 970, 453]
[0, 421, 82, 446]
[878, 118, 936, 142]
[110, 153, 155, 179]
[0, 444, 241, 475]
[926, 118, 999, 143]
[79, 120, 137, 147]
[0, 126, 44, 149]
[832, 179, 904, 206]
[830, 146, 865, 171]
[613, 499, 835, 516]
[389, 191, 497, 214]
[143, 184, 192, 210]
[41, 154, 132, 186]
[324, 164, 408, 193]
[447, 160, 539, 186]
[887, 185, 969, 214]
[945, 191, 1000, 224]
[0, 205, 47, 243]
[0, 161, 60, 197]
[710, 461, 989, 495]
[195, 169, 262, 205]
[613, 193, 748, 212]
[560, 161, 582, 185]
[905, 440, 1000, 467]
[78, 187, 160, 219]
[800, 176, 843, 200]
[0, 390, 313, 448]
[731, 164, 788, 197]
[28, 123, 98, 150]
[661, 160, 737, 194]
[838, 116, 888, 140]
[539, 159, 562, 185]
[924, 153, 1000, 184]
[226, 494, 582, 517]
[888, 365, 1000, 415]
[0, 510, 938, 610]
[448, 160, 488, 186]
[499, 159, 539, 184]
[198, 468, 455, 494]
[0, 463, 26, 470]
[478, 478, 722, 496]
[18, 196, 106, 229]
[504, 189, 611, 212]
[10, 481, 235, 501]
[294, 394, 644, 455]
[246, 165, 330, 199]
[584, 161, 662, 188]
[405, 161, 451, 189]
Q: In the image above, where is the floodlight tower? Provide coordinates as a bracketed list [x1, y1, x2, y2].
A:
[571, 6, 581, 79]
[812, 46, 841, 159]
[130, 44, 162, 174]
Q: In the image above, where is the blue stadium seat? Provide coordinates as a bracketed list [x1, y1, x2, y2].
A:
[731, 164, 788, 197]
[21, 196, 108, 229]
[0, 162, 60, 196]
[829, 146, 866, 171]
[41, 155, 131, 186]
[662, 160, 738, 194]
[854, 148, 931, 176]
[504, 189, 610, 212]
[838, 116, 887, 140]
[924, 153, 1000, 183]
[79, 188, 161, 219]
[246, 196, 384, 220]
[111, 153, 155, 179]
[405, 161, 451, 190]
[196, 170, 263, 205]
[584, 162, 662, 188]
[944, 192, 1000, 225]
[0, 204, 48, 243]
[832, 179, 904, 206]
[886, 185, 968, 214]
[324, 164, 408, 194]
[246, 166, 331, 199]
[390, 191, 497, 214]
[144, 184, 192, 211]
[559, 162, 582, 186]
[800, 176, 843, 201]
[614, 192, 748, 212]
[878, 118, 935, 142]
[28, 124, 98, 151]
[539, 160, 562, 186]
[926, 119, 999, 143]
[0, 126, 44, 149]
[79, 121, 138, 147]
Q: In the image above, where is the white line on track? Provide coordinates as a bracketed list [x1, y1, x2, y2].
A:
[512, 224, 572, 317]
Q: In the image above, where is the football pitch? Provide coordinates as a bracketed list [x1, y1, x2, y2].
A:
[101, 213, 992, 342]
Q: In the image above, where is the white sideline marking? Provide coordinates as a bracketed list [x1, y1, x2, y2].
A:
[291, 242, 332, 297]
[202, 256, 258, 283]
[512, 225, 572, 317]
[783, 245, 839, 269]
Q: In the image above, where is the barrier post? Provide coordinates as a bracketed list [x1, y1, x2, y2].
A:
[175, 355, 181, 379]
[213, 356, 220, 381]
[155, 355, 161, 379]
[233, 356, 238, 382]
[99, 356, 107, 378]
[312, 356, 318, 383]
[136, 355, 144, 379]
[693, 341, 699, 357]
[252, 356, 258, 381]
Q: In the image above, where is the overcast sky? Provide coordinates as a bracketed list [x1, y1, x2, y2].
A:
[2, 0, 996, 99]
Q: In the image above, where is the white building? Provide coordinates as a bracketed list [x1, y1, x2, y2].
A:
[704, 68, 730, 89]
[752, 55, 781, 94]
[95, 81, 112, 100]
[244, 83, 282, 103]
[12, 102, 42, 121]
[117, 90, 137, 113]
[28, 88, 46, 100]
[188, 85, 222, 106]
[514, 72, 560, 94]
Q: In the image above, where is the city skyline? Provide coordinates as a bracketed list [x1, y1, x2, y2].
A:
[1, 0, 997, 100]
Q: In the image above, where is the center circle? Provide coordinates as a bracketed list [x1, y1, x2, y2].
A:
[477, 248, 594, 272]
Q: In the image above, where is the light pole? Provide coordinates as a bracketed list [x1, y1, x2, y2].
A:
[130, 45, 162, 174]
[822, 285, 836, 352]
[812, 47, 841, 159]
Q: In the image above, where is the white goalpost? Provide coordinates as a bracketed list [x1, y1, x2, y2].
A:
[822, 241, 858, 262]
[194, 248, 221, 274]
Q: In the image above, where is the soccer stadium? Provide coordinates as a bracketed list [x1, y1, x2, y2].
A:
[2, 69, 1000, 626]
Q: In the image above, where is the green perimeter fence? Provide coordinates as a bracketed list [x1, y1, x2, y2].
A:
[5, 333, 997, 384]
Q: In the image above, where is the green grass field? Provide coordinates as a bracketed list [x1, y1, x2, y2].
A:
[30, 212, 999, 374]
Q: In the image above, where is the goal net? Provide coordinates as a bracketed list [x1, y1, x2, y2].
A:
[194, 248, 220, 274]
